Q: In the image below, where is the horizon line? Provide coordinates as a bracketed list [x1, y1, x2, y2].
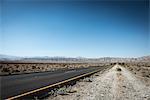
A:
[0, 54, 149, 59]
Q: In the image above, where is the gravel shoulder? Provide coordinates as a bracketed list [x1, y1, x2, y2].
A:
[47, 65, 150, 100]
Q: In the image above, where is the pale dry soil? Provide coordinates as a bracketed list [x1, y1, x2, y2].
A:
[47, 65, 150, 100]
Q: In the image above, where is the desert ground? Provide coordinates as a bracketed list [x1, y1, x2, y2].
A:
[0, 57, 150, 100]
[1, 56, 149, 75]
[46, 64, 150, 100]
[0, 63, 110, 75]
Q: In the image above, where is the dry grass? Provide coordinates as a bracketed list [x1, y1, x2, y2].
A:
[0, 63, 108, 75]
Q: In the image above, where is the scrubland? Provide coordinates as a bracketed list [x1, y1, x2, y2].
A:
[0, 63, 109, 75]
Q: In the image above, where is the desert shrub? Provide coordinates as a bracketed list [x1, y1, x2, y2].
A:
[0, 65, 3, 68]
[116, 68, 122, 71]
[15, 64, 19, 68]
[32, 66, 36, 69]
[13, 70, 20, 73]
[143, 74, 150, 78]
[23, 69, 27, 72]
[2, 68, 10, 72]
[122, 63, 125, 65]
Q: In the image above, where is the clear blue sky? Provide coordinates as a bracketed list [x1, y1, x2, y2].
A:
[0, 0, 149, 57]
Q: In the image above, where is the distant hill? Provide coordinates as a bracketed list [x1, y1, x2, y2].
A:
[137, 56, 150, 61]
[0, 54, 149, 63]
[0, 54, 22, 61]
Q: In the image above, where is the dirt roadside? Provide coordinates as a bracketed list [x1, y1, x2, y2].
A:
[47, 65, 150, 100]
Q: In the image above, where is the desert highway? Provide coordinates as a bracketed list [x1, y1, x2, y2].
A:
[1, 67, 106, 99]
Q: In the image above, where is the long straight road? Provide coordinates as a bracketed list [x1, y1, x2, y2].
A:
[1, 67, 106, 99]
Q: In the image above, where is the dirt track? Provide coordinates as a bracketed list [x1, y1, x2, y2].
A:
[49, 65, 150, 100]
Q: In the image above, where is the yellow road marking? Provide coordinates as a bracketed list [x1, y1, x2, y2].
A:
[6, 68, 101, 100]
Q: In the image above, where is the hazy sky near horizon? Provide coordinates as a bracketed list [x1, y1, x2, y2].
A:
[0, 0, 149, 57]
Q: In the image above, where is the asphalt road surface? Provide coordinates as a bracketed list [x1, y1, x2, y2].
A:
[1, 67, 104, 99]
